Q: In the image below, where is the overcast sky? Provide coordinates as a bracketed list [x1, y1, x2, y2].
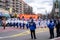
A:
[23, 0, 53, 15]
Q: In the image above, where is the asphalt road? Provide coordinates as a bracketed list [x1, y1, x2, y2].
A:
[0, 27, 57, 40]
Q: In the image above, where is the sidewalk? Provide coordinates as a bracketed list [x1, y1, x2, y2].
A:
[0, 27, 29, 37]
[0, 27, 16, 32]
[0, 27, 27, 33]
[0, 27, 57, 40]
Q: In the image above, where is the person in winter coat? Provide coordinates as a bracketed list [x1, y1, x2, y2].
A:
[55, 18, 60, 37]
[47, 20, 55, 39]
[2, 18, 6, 29]
[28, 19, 37, 39]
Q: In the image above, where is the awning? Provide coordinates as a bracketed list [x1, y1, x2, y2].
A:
[3, 13, 10, 18]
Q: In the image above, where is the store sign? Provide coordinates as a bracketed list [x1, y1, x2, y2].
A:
[55, 8, 59, 12]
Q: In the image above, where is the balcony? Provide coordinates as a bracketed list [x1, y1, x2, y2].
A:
[10, 0, 13, 3]
[0, 5, 3, 8]
[16, 7, 19, 10]
[0, 3, 3, 5]
[6, 6, 10, 8]
[12, 0, 14, 1]
[5, 8, 9, 10]
[16, 5, 19, 7]
[5, 0, 10, 3]
[16, 2, 20, 4]
[0, 0, 5, 2]
[10, 4, 13, 6]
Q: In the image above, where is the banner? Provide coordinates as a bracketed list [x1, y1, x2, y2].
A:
[18, 14, 38, 19]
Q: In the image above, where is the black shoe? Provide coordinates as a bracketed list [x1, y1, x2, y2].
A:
[52, 36, 54, 38]
[31, 38, 33, 39]
[49, 37, 52, 39]
[56, 36, 58, 37]
[34, 38, 37, 39]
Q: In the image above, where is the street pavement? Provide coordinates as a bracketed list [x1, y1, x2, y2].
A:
[0, 27, 58, 40]
[51, 37, 60, 40]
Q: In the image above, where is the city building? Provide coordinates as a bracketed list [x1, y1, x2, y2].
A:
[23, 1, 33, 14]
[5, 0, 23, 14]
[0, 0, 5, 9]
[57, 0, 60, 17]
[50, 0, 60, 19]
[0, 0, 33, 14]
[53, 0, 60, 17]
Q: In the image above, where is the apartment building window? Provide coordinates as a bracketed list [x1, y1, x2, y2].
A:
[5, 1, 9, 3]
[16, 2, 20, 4]
[16, 10, 18, 13]
[6, 8, 9, 10]
[20, 4, 22, 5]
[13, 2, 15, 4]
[20, 2, 22, 3]
[13, 9, 16, 12]
[16, 8, 19, 10]
[13, 9, 18, 12]
[0, 0, 2, 2]
[16, 3, 19, 4]
[0, 0, 4, 2]
[13, 8, 14, 10]
[6, 4, 10, 6]
[20, 5, 22, 7]
[6, 5, 10, 7]
[16, 0, 18, 1]
[12, 11, 14, 12]
[16, 5, 19, 7]
[12, 0, 14, 1]
[0, 5, 2, 8]
[20, 11, 22, 12]
[20, 8, 22, 10]
[16, 4, 19, 5]
[13, 5, 15, 7]
[12, 9, 15, 12]
[20, 12, 22, 14]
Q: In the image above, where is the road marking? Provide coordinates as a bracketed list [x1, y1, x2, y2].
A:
[0, 31, 30, 39]
[0, 28, 49, 39]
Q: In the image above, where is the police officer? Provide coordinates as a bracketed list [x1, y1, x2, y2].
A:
[47, 20, 55, 39]
[29, 18, 37, 39]
[55, 17, 60, 37]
